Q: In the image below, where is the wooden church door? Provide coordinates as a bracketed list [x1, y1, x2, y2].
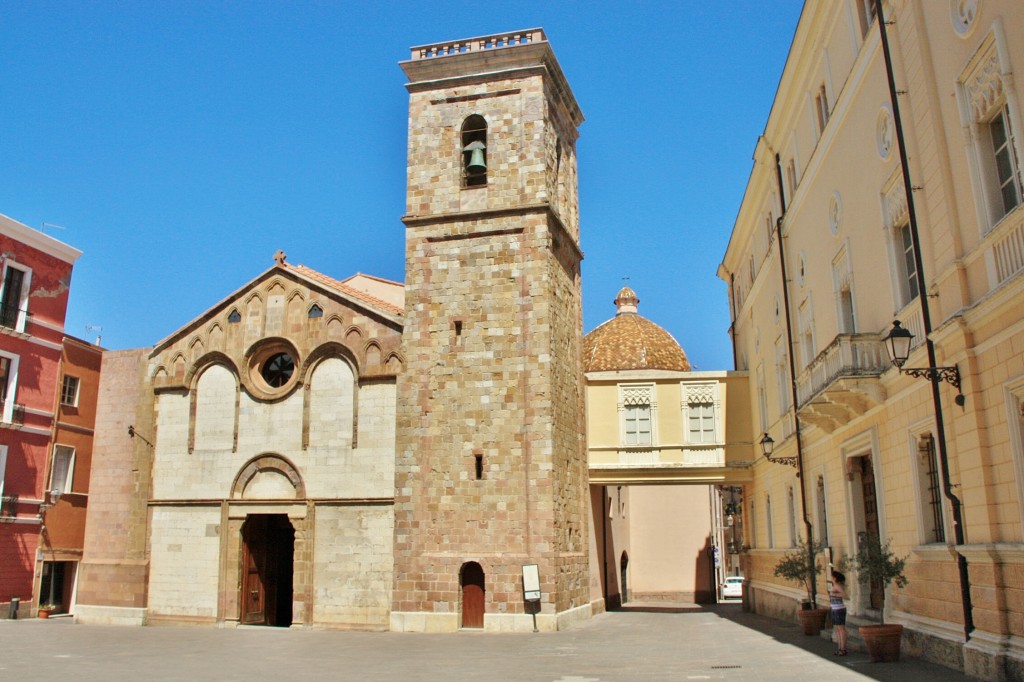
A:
[461, 562, 485, 629]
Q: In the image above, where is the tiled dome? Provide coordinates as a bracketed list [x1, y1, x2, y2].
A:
[584, 287, 691, 372]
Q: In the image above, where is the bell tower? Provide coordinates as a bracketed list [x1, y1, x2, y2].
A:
[392, 29, 588, 632]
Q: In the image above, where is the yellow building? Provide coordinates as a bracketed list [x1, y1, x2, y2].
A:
[719, 2, 1024, 678]
[584, 287, 751, 605]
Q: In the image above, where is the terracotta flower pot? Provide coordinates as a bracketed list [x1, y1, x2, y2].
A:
[860, 623, 904, 662]
[37, 608, 52, 619]
[797, 607, 828, 635]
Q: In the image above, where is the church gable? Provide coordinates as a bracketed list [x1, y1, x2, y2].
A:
[149, 259, 404, 395]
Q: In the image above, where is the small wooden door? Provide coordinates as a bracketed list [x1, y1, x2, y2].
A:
[859, 457, 884, 610]
[241, 518, 267, 624]
[461, 562, 485, 629]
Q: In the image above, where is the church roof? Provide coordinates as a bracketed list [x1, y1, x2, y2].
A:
[583, 287, 691, 373]
[288, 265, 404, 317]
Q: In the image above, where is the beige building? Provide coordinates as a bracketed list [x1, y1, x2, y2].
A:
[584, 287, 751, 606]
[719, 2, 1024, 679]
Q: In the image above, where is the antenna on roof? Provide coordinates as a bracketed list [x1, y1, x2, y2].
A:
[85, 324, 103, 346]
[41, 222, 67, 235]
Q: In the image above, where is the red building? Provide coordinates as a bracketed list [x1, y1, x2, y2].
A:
[0, 213, 82, 618]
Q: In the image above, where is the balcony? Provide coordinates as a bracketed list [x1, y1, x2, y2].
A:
[795, 333, 890, 433]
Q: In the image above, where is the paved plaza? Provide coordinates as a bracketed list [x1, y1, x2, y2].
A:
[1, 604, 973, 681]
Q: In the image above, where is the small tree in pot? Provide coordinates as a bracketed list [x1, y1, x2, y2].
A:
[773, 540, 828, 634]
[848, 536, 909, 662]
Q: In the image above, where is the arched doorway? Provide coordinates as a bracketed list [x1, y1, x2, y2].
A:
[460, 562, 485, 629]
[240, 514, 295, 627]
[620, 552, 629, 605]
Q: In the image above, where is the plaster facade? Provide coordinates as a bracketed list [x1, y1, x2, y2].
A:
[0, 213, 82, 618]
[720, 2, 1024, 679]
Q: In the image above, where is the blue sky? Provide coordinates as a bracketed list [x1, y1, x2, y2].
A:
[2, 1, 803, 371]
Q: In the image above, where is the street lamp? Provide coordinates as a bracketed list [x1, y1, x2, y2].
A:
[882, 320, 965, 406]
[760, 432, 797, 468]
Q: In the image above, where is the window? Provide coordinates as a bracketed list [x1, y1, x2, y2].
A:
[0, 353, 18, 424]
[260, 352, 295, 388]
[0, 262, 31, 332]
[816, 475, 829, 545]
[857, 0, 877, 38]
[687, 402, 716, 444]
[60, 375, 80, 407]
[461, 115, 488, 187]
[815, 83, 830, 134]
[620, 384, 655, 446]
[960, 38, 1023, 232]
[798, 300, 815, 368]
[50, 445, 75, 494]
[898, 222, 920, 303]
[838, 286, 856, 333]
[787, 486, 798, 547]
[756, 366, 768, 433]
[0, 444, 7, 502]
[750, 499, 757, 549]
[227, 309, 241, 324]
[685, 384, 717, 445]
[623, 404, 652, 446]
[786, 159, 798, 201]
[775, 338, 790, 415]
[915, 434, 946, 544]
[308, 304, 323, 319]
[987, 105, 1023, 220]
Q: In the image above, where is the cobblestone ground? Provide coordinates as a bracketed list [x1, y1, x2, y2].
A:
[1, 604, 973, 681]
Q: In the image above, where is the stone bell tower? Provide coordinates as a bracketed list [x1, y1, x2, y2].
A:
[392, 29, 588, 632]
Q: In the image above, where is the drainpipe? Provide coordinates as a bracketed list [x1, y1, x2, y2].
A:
[602, 486, 609, 608]
[874, 0, 973, 639]
[773, 152, 817, 608]
[728, 272, 739, 370]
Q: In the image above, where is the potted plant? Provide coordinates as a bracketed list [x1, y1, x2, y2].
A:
[37, 603, 58, 618]
[848, 536, 909, 662]
[773, 540, 828, 635]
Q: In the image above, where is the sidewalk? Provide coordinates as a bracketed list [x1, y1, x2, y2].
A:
[0, 603, 975, 681]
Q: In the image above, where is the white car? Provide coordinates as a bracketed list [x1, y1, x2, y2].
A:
[722, 576, 744, 599]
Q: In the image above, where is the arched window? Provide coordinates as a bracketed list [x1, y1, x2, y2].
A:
[461, 115, 487, 187]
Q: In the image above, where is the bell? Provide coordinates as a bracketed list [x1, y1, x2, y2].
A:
[465, 141, 486, 173]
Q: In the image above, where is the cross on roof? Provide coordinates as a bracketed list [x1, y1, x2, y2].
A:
[273, 249, 287, 265]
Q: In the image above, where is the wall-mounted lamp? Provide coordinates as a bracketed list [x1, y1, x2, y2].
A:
[128, 425, 155, 448]
[37, 488, 62, 519]
[760, 432, 797, 468]
[882, 320, 965, 406]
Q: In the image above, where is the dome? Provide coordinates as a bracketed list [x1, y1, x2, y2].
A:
[583, 287, 691, 372]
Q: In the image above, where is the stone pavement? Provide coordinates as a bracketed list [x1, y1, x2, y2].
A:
[0, 603, 974, 681]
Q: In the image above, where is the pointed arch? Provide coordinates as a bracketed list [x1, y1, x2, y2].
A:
[364, 340, 382, 368]
[384, 351, 405, 374]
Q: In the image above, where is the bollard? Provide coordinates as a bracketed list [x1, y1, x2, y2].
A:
[9, 597, 20, 619]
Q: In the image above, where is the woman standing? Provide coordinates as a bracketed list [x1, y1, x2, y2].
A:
[830, 570, 848, 656]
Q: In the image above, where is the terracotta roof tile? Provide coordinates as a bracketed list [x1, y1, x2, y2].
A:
[288, 264, 404, 317]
